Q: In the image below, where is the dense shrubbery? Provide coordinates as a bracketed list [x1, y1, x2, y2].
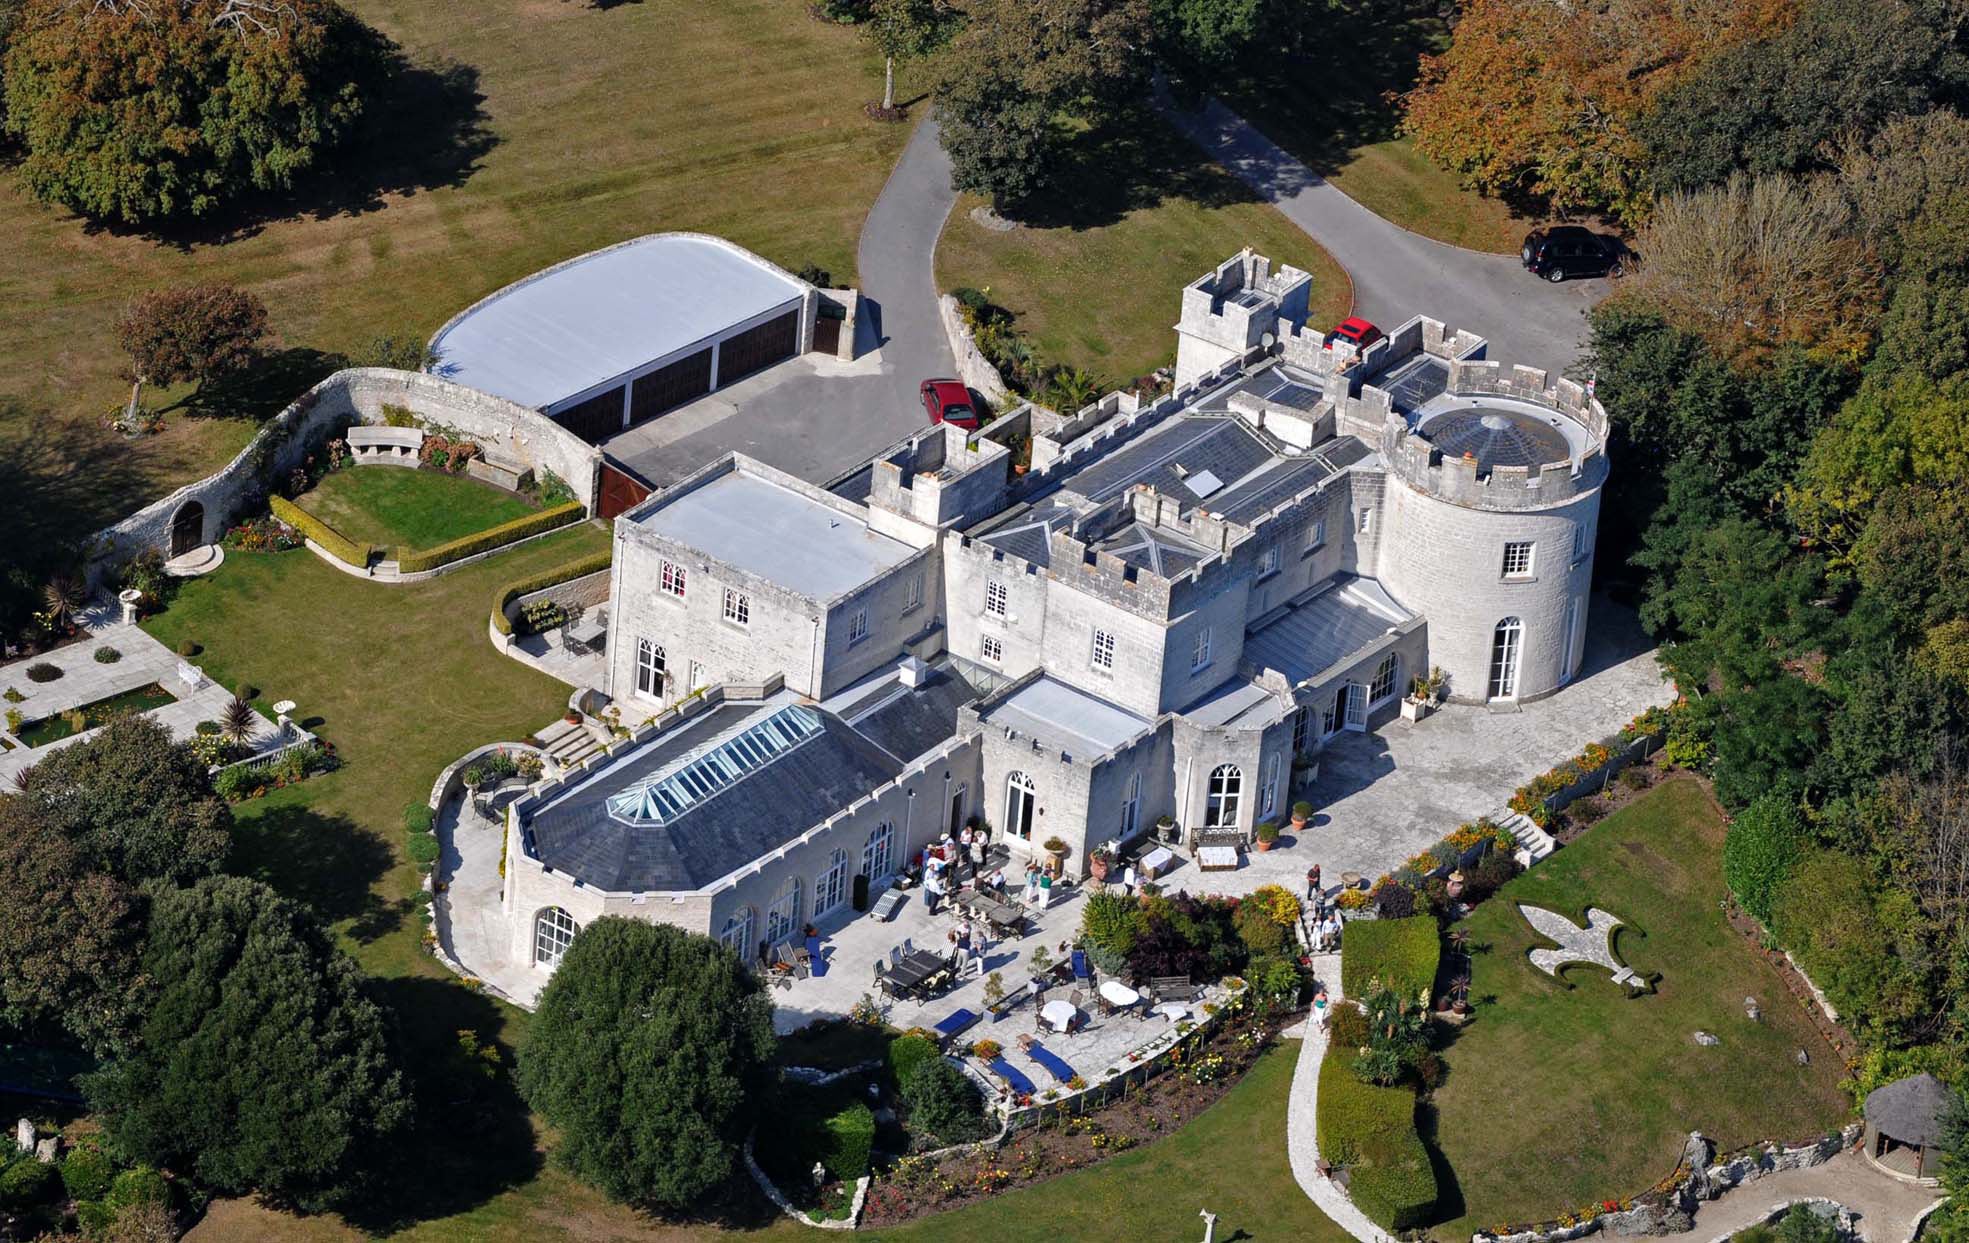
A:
[886, 1033, 938, 1091]
[1123, 891, 1247, 983]
[902, 1055, 990, 1143]
[1723, 795, 1805, 925]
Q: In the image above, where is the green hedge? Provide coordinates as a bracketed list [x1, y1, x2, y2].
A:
[1340, 915, 1442, 1000]
[818, 1101, 876, 1183]
[1316, 1048, 1437, 1229]
[886, 1033, 938, 1090]
[396, 501, 584, 575]
[270, 495, 373, 568]
[490, 549, 614, 636]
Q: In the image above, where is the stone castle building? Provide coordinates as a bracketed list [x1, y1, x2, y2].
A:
[497, 249, 1609, 974]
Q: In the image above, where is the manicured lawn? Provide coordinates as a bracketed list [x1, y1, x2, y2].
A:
[1206, 5, 1539, 254]
[296, 467, 539, 554]
[936, 107, 1351, 387]
[866, 1043, 1347, 1243]
[1428, 776, 1850, 1235]
[0, 0, 905, 538]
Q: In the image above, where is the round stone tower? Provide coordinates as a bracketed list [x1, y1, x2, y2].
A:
[1374, 361, 1609, 704]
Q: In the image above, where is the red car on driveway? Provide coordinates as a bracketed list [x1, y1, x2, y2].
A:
[920, 378, 980, 430]
[1324, 317, 1385, 352]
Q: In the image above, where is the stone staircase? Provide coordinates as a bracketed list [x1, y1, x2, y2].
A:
[537, 717, 605, 771]
[1499, 811, 1556, 868]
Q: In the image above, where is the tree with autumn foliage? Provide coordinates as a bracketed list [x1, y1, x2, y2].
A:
[2, 0, 384, 225]
[1402, 0, 1790, 223]
[115, 282, 269, 422]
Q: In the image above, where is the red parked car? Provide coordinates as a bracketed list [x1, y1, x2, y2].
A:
[920, 378, 980, 430]
[1324, 317, 1385, 352]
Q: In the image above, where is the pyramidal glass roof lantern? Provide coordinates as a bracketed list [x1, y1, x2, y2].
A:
[606, 704, 825, 825]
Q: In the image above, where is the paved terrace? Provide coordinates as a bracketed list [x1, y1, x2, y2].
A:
[0, 618, 286, 783]
[1154, 595, 1673, 900]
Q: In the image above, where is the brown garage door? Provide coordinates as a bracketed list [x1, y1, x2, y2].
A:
[630, 348, 713, 425]
[716, 310, 799, 386]
[556, 386, 626, 444]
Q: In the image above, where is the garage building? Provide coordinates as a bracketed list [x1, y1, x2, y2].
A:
[429, 233, 818, 443]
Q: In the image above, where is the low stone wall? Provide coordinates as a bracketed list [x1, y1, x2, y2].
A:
[88, 368, 602, 584]
[508, 570, 611, 628]
[820, 288, 860, 362]
[1475, 1126, 1864, 1243]
[937, 294, 1013, 408]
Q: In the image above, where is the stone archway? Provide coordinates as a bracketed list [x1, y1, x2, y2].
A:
[169, 501, 205, 558]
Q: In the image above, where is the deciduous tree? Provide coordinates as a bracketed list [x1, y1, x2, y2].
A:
[85, 875, 412, 1212]
[863, 0, 955, 111]
[2, 0, 380, 225]
[516, 918, 775, 1209]
[115, 283, 268, 422]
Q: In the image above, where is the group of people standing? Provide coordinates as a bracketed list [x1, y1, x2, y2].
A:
[921, 822, 994, 915]
[1304, 864, 1344, 952]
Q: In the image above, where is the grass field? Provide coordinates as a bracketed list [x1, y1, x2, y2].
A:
[1427, 777, 1851, 1234]
[1207, 4, 1538, 254]
[296, 467, 538, 554]
[0, 0, 904, 543]
[936, 108, 1352, 386]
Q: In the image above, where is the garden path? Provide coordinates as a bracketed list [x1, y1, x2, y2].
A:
[1285, 952, 1399, 1243]
[1671, 1152, 1940, 1243]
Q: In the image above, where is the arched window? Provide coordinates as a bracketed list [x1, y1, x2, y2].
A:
[1206, 764, 1242, 828]
[718, 906, 755, 956]
[766, 876, 802, 946]
[814, 848, 850, 919]
[1489, 617, 1523, 700]
[636, 638, 666, 699]
[862, 821, 895, 882]
[534, 906, 579, 966]
[1005, 771, 1037, 840]
[1369, 652, 1400, 705]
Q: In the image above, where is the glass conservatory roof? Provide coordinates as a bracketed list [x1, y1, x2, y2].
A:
[605, 703, 825, 825]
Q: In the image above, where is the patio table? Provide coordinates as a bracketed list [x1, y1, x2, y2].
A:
[1098, 979, 1140, 1010]
[1040, 999, 1079, 1033]
[564, 613, 608, 652]
[1140, 846, 1174, 878]
[882, 949, 950, 998]
[969, 895, 1026, 935]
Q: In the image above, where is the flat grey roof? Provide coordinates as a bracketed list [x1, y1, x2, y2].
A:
[430, 234, 805, 410]
[980, 676, 1150, 758]
[1181, 677, 1280, 729]
[1244, 576, 1412, 686]
[635, 469, 916, 601]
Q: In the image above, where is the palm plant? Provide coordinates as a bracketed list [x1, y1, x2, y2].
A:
[42, 575, 83, 632]
[1047, 366, 1105, 412]
[220, 696, 257, 744]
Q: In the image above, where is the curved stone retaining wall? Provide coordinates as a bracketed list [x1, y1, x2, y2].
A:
[88, 369, 603, 583]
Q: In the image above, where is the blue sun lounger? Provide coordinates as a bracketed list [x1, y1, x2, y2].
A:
[933, 1008, 980, 1045]
[1024, 1042, 1075, 1085]
[987, 1057, 1037, 1096]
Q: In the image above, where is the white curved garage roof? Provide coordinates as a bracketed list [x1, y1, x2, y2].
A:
[429, 234, 806, 411]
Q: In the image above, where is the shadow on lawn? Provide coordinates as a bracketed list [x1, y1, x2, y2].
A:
[175, 348, 345, 423]
[999, 99, 1260, 232]
[0, 409, 149, 632]
[345, 976, 543, 1233]
[229, 803, 402, 940]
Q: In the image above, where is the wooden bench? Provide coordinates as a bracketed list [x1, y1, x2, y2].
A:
[348, 425, 424, 466]
[1149, 975, 1199, 1003]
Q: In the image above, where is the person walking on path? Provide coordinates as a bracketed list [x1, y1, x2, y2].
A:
[1306, 864, 1322, 902]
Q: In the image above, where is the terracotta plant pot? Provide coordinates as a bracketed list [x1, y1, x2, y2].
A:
[1089, 855, 1110, 882]
[563, 711, 581, 725]
[1291, 814, 1308, 831]
[1255, 838, 1274, 853]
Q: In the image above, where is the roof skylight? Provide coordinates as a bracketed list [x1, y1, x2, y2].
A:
[606, 704, 825, 825]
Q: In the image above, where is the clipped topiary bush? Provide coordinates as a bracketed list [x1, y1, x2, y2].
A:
[886, 1033, 938, 1091]
[1315, 1049, 1436, 1228]
[176, 639, 201, 658]
[1340, 916, 1441, 1001]
[1723, 794, 1804, 926]
[818, 1101, 875, 1183]
[406, 833, 441, 870]
[269, 496, 374, 568]
[25, 663, 62, 684]
[94, 646, 122, 664]
[405, 803, 435, 835]
[106, 1165, 170, 1212]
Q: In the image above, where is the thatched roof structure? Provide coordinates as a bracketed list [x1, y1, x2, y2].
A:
[1864, 1073, 1951, 1148]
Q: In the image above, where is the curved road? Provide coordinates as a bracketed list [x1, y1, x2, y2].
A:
[1161, 93, 1605, 378]
[855, 116, 960, 427]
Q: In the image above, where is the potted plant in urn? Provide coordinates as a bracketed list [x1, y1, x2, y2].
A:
[1042, 836, 1070, 875]
[1089, 842, 1116, 883]
[1254, 821, 1280, 852]
[1402, 667, 1449, 720]
[1290, 801, 1313, 832]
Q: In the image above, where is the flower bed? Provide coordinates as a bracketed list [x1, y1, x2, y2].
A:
[12, 683, 175, 747]
[211, 739, 338, 802]
[1508, 707, 1670, 829]
[860, 990, 1284, 1227]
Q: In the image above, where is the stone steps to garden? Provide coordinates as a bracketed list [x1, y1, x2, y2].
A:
[1501, 811, 1556, 867]
[537, 718, 603, 770]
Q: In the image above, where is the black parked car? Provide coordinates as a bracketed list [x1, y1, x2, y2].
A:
[1521, 226, 1627, 282]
